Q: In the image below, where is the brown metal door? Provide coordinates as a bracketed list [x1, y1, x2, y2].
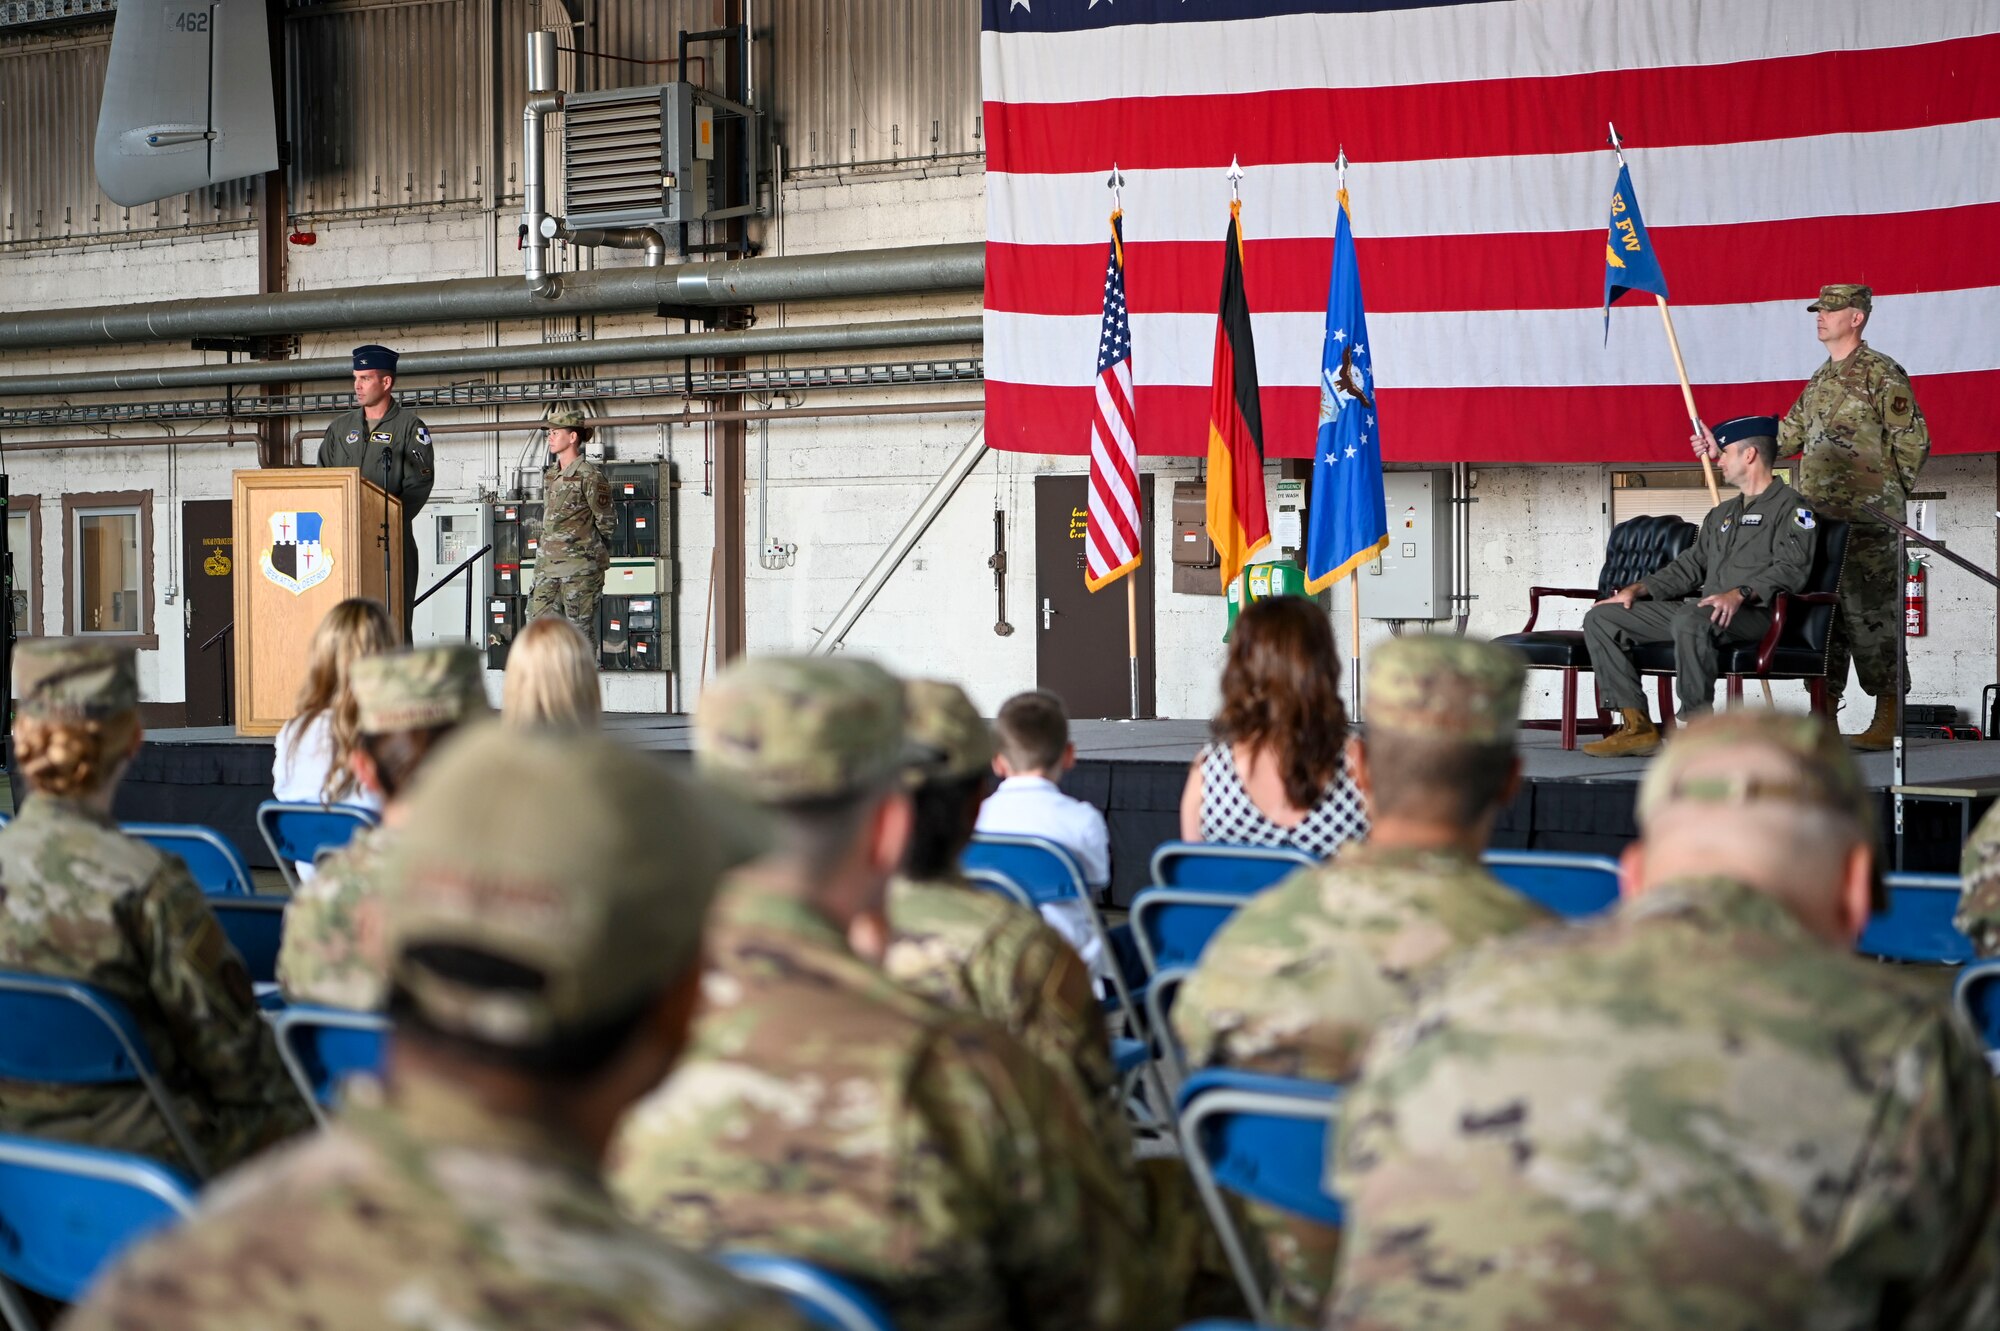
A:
[1034, 473, 1156, 719]
[182, 499, 235, 727]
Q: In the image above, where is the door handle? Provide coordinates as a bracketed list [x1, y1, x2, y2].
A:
[1041, 598, 1055, 631]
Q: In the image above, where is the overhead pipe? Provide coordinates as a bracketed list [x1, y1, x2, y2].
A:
[545, 221, 668, 267]
[0, 315, 981, 397]
[0, 432, 254, 453]
[0, 241, 984, 350]
[521, 30, 563, 289]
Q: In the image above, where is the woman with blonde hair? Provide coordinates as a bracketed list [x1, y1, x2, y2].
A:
[0, 641, 310, 1175]
[1179, 595, 1368, 857]
[272, 600, 394, 873]
[502, 614, 602, 729]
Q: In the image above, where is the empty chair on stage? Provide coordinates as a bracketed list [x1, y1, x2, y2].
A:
[0, 641, 309, 1176]
[1579, 415, 1816, 758]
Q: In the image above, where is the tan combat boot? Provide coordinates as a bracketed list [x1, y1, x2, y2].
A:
[1583, 708, 1661, 758]
[1847, 694, 1898, 752]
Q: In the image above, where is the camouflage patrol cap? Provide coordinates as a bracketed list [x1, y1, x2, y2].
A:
[545, 409, 586, 430]
[903, 678, 994, 784]
[1637, 710, 1882, 907]
[1363, 636, 1526, 744]
[13, 639, 137, 721]
[351, 645, 491, 735]
[1808, 284, 1872, 314]
[696, 655, 907, 804]
[384, 724, 768, 1047]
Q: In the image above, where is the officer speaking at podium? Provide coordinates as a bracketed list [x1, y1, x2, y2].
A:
[316, 344, 435, 634]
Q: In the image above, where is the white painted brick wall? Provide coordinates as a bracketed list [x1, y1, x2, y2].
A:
[1, 170, 1992, 729]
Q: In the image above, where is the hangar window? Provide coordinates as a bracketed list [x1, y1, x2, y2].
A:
[62, 492, 156, 648]
[6, 495, 42, 638]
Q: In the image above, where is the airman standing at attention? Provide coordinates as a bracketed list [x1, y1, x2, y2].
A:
[528, 408, 615, 647]
[1172, 637, 1550, 1323]
[611, 656, 1158, 1331]
[1328, 712, 2000, 1330]
[0, 641, 309, 1177]
[317, 344, 437, 633]
[68, 726, 800, 1331]
[1697, 285, 1931, 750]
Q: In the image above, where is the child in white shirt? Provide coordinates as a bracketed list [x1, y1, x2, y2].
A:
[975, 690, 1113, 986]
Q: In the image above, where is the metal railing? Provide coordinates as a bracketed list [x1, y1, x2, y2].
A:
[413, 544, 493, 645]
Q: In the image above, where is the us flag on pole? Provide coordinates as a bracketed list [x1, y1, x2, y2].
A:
[1084, 210, 1141, 592]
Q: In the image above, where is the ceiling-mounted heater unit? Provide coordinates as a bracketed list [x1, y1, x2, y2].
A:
[561, 83, 714, 230]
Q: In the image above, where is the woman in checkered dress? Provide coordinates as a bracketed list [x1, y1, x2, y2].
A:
[1177, 596, 1368, 859]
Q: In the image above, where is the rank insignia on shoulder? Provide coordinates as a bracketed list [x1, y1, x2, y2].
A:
[1795, 508, 1817, 529]
[344, 431, 360, 444]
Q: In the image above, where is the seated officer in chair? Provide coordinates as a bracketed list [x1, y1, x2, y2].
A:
[1582, 416, 1816, 758]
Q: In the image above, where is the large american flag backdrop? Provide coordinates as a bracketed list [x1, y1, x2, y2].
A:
[980, 0, 2000, 463]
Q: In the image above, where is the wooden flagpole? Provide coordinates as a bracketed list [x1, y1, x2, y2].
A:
[1126, 577, 1141, 719]
[1348, 572, 1363, 721]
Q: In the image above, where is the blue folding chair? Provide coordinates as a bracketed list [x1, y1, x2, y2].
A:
[1145, 964, 1195, 1096]
[267, 1005, 389, 1124]
[962, 866, 1035, 913]
[1150, 841, 1315, 893]
[0, 1133, 196, 1321]
[719, 1252, 897, 1331]
[0, 972, 210, 1180]
[1953, 960, 2000, 1075]
[124, 822, 255, 896]
[1130, 887, 1254, 979]
[208, 897, 287, 987]
[1860, 873, 1974, 965]
[256, 801, 379, 891]
[1482, 849, 1621, 920]
[1176, 1068, 1344, 1325]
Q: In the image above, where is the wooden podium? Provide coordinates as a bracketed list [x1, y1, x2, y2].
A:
[232, 468, 403, 736]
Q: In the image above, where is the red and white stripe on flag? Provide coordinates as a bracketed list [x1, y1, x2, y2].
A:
[1086, 214, 1142, 591]
[981, 0, 2000, 463]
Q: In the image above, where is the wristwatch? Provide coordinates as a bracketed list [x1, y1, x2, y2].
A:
[1734, 585, 1754, 602]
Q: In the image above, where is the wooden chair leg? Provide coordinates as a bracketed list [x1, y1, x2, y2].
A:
[1561, 669, 1579, 751]
[1727, 676, 1744, 707]
[1808, 677, 1828, 715]
[1655, 676, 1675, 734]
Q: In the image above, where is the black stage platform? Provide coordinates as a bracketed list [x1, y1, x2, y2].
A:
[27, 717, 1990, 904]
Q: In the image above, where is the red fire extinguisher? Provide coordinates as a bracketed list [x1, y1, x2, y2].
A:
[1905, 556, 1927, 637]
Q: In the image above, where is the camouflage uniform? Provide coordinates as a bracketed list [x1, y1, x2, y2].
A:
[275, 645, 490, 1013]
[612, 656, 1158, 1331]
[886, 679, 1120, 1142]
[528, 410, 615, 646]
[1779, 286, 1931, 699]
[1171, 638, 1545, 1323]
[0, 641, 308, 1177]
[70, 725, 791, 1331]
[1957, 798, 2000, 958]
[1328, 713, 2000, 1331]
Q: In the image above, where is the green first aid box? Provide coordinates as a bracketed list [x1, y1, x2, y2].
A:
[1223, 560, 1315, 639]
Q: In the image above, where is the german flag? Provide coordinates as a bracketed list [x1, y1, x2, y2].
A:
[1205, 199, 1271, 591]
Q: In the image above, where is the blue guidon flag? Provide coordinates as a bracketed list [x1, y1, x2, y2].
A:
[1305, 187, 1388, 592]
[261, 510, 333, 595]
[1602, 162, 1670, 340]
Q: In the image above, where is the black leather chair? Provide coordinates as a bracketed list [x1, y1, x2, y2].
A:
[1632, 516, 1849, 726]
[1492, 515, 1700, 750]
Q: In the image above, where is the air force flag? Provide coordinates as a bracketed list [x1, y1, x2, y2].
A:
[1305, 191, 1388, 593]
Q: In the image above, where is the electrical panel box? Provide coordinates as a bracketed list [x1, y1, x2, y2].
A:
[1170, 479, 1222, 596]
[1359, 469, 1455, 620]
[562, 83, 706, 229]
[411, 504, 490, 648]
[484, 596, 522, 668]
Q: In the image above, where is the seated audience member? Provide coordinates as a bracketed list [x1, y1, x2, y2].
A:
[1171, 637, 1550, 1323]
[1180, 596, 1367, 858]
[271, 597, 395, 879]
[67, 726, 802, 1331]
[277, 645, 490, 1011]
[885, 679, 1119, 1143]
[1957, 799, 2000, 957]
[975, 688, 1113, 983]
[612, 656, 1157, 1331]
[1581, 415, 1816, 757]
[502, 614, 602, 730]
[0, 641, 309, 1175]
[1329, 712, 2000, 1330]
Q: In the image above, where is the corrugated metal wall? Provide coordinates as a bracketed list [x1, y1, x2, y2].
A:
[0, 0, 979, 248]
[0, 25, 255, 246]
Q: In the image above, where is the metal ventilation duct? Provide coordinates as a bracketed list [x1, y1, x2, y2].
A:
[562, 83, 705, 230]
